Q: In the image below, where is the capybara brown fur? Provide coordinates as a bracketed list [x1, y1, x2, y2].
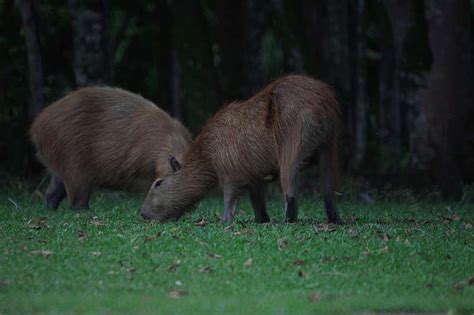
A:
[140, 74, 343, 224]
[30, 86, 192, 209]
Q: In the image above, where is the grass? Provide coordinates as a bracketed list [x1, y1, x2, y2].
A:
[0, 185, 473, 314]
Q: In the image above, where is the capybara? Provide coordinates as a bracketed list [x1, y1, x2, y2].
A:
[30, 86, 192, 209]
[140, 74, 343, 224]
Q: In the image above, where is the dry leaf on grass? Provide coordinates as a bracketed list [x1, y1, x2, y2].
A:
[293, 259, 305, 266]
[145, 232, 161, 242]
[78, 230, 88, 241]
[167, 259, 181, 272]
[90, 217, 105, 226]
[28, 217, 48, 230]
[168, 288, 187, 299]
[348, 229, 359, 238]
[277, 238, 289, 250]
[244, 258, 253, 267]
[194, 219, 206, 227]
[30, 250, 53, 258]
[208, 253, 223, 259]
[308, 292, 321, 302]
[198, 266, 213, 273]
[314, 224, 338, 233]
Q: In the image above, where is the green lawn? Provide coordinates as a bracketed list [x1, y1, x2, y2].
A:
[0, 187, 473, 314]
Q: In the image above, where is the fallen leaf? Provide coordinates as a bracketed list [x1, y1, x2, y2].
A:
[198, 266, 213, 273]
[277, 238, 289, 250]
[348, 229, 359, 238]
[194, 219, 206, 227]
[90, 218, 105, 226]
[308, 292, 321, 302]
[347, 215, 358, 224]
[244, 258, 253, 267]
[452, 214, 461, 222]
[145, 232, 161, 242]
[167, 259, 181, 272]
[30, 250, 53, 258]
[28, 217, 48, 230]
[208, 253, 223, 259]
[314, 224, 338, 233]
[78, 230, 88, 241]
[293, 260, 305, 266]
[168, 288, 187, 299]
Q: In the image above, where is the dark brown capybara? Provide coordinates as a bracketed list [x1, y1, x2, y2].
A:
[30, 86, 192, 210]
[140, 74, 343, 224]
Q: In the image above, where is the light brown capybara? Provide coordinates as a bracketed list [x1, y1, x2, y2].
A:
[140, 74, 343, 224]
[30, 86, 192, 210]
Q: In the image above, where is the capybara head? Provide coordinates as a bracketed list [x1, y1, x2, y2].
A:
[140, 156, 191, 221]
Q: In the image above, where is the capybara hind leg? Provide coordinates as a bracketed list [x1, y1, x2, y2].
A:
[66, 183, 92, 210]
[250, 186, 270, 223]
[45, 175, 66, 209]
[319, 145, 343, 224]
[280, 158, 299, 223]
[222, 183, 241, 224]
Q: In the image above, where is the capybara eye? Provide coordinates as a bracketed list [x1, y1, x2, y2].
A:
[153, 179, 163, 189]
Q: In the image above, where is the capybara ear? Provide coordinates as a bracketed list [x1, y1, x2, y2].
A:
[168, 156, 182, 172]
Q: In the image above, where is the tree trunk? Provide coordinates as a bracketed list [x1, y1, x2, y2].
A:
[272, 0, 304, 73]
[216, 1, 244, 101]
[68, 0, 111, 86]
[380, 0, 415, 173]
[196, 1, 223, 105]
[15, 0, 44, 120]
[216, 0, 265, 100]
[156, 0, 182, 120]
[380, 1, 434, 181]
[349, 0, 368, 170]
[300, 0, 322, 74]
[422, 0, 473, 198]
[241, 0, 266, 97]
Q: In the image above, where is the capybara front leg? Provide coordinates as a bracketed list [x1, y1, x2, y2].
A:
[250, 186, 270, 223]
[222, 184, 241, 224]
[66, 183, 92, 210]
[45, 175, 66, 209]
